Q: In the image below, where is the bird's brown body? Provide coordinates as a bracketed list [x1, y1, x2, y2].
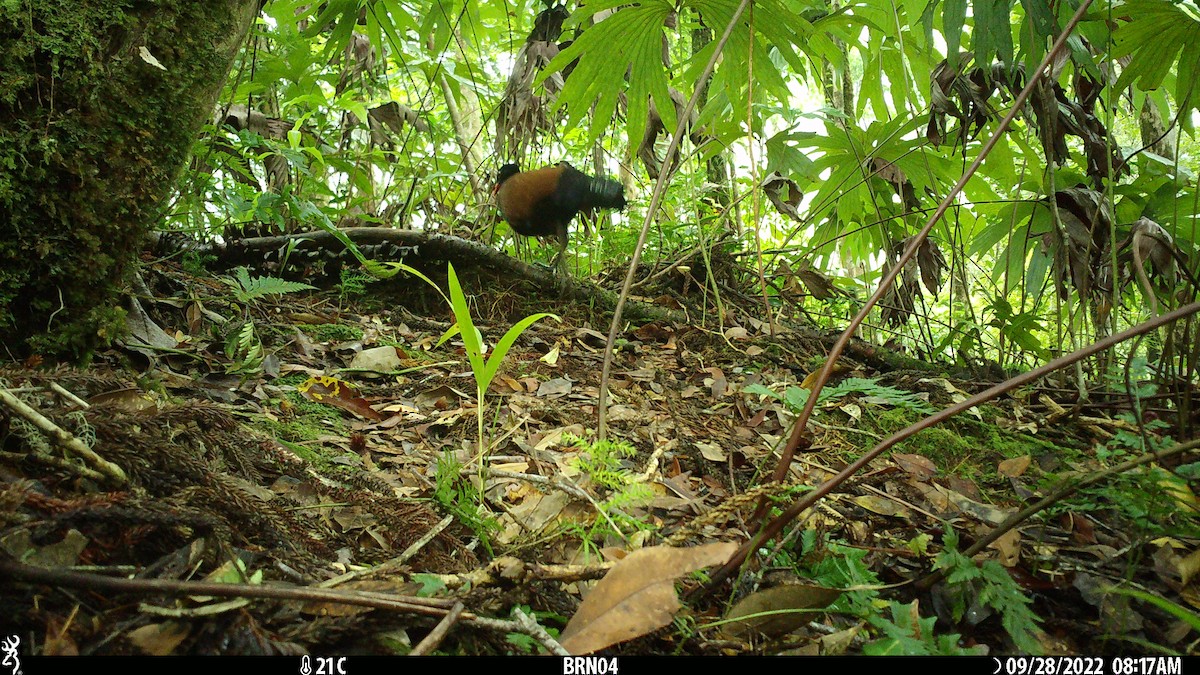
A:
[493, 162, 626, 269]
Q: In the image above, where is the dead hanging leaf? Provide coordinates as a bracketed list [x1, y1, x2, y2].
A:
[879, 236, 944, 327]
[138, 46, 167, 71]
[221, 104, 295, 139]
[1047, 187, 1114, 302]
[334, 33, 376, 95]
[367, 101, 429, 142]
[720, 583, 842, 639]
[916, 236, 947, 296]
[926, 54, 1016, 146]
[496, 5, 570, 156]
[298, 376, 384, 421]
[558, 542, 737, 654]
[867, 158, 919, 211]
[795, 266, 852, 300]
[1127, 217, 1176, 277]
[638, 87, 702, 179]
[761, 171, 804, 221]
[998, 455, 1031, 477]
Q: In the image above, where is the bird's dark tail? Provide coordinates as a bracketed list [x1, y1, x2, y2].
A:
[584, 176, 627, 211]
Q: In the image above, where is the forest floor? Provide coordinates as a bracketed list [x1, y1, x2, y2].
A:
[1, 251, 1197, 657]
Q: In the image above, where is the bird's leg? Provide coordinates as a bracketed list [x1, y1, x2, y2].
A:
[550, 223, 569, 275]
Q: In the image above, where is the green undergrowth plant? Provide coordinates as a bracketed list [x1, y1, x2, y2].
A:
[298, 323, 363, 342]
[744, 376, 934, 417]
[864, 601, 979, 655]
[933, 530, 1043, 653]
[1103, 586, 1199, 655]
[564, 434, 655, 542]
[221, 266, 316, 304]
[1054, 415, 1195, 540]
[392, 262, 559, 464]
[337, 267, 376, 305]
[433, 452, 499, 556]
[769, 529, 984, 655]
[218, 267, 316, 374]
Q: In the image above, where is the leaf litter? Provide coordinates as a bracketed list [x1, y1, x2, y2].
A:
[0, 258, 1195, 656]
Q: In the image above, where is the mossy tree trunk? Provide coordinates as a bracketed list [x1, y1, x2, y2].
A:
[0, 1, 259, 357]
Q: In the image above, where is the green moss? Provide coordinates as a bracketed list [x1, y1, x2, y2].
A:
[276, 438, 321, 464]
[862, 404, 1068, 486]
[0, 1, 256, 356]
[299, 323, 364, 342]
[274, 373, 313, 388]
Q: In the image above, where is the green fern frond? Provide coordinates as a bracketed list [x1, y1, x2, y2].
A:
[225, 320, 265, 374]
[542, 1, 675, 147]
[222, 267, 317, 303]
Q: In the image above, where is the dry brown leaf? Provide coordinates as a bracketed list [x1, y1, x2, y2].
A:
[537, 378, 573, 397]
[819, 624, 861, 654]
[128, 622, 191, 655]
[893, 453, 936, 480]
[559, 542, 737, 654]
[88, 387, 158, 412]
[719, 583, 842, 639]
[1180, 581, 1200, 612]
[705, 367, 727, 399]
[854, 494, 911, 519]
[944, 487, 1012, 524]
[724, 327, 748, 340]
[761, 171, 804, 221]
[301, 580, 408, 617]
[348, 345, 403, 372]
[1179, 548, 1200, 587]
[415, 384, 462, 409]
[990, 529, 1022, 567]
[298, 376, 383, 421]
[0, 529, 89, 567]
[1064, 512, 1097, 544]
[42, 617, 78, 656]
[998, 455, 1031, 477]
[695, 441, 726, 462]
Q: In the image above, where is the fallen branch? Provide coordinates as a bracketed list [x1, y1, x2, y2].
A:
[0, 386, 127, 484]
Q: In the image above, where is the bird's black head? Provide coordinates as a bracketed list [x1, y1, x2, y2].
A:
[495, 163, 521, 189]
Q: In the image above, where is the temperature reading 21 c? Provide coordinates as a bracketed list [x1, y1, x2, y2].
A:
[299, 655, 348, 675]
